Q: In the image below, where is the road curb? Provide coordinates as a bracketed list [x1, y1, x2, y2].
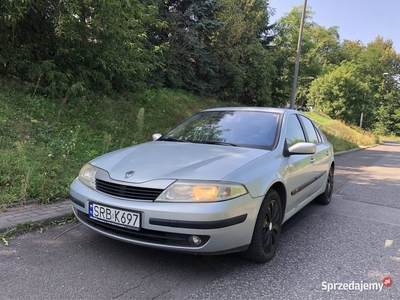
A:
[334, 144, 378, 157]
[0, 200, 72, 235]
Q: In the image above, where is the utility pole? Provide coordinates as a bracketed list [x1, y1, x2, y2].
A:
[360, 93, 366, 129]
[360, 104, 365, 129]
[290, 0, 307, 109]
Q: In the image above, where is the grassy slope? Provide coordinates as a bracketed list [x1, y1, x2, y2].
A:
[304, 112, 379, 150]
[0, 89, 378, 205]
[0, 89, 226, 205]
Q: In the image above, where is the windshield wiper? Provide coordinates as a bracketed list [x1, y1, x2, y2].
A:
[159, 138, 237, 146]
[190, 141, 238, 147]
[158, 136, 185, 142]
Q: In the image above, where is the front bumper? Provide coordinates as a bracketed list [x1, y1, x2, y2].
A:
[70, 179, 263, 254]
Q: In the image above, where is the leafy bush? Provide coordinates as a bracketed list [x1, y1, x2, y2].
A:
[0, 0, 165, 97]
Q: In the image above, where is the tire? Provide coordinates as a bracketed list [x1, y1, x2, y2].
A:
[241, 189, 282, 263]
[315, 166, 334, 205]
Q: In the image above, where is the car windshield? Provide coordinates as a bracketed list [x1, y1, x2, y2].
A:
[160, 110, 280, 149]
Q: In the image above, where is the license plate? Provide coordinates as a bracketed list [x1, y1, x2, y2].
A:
[89, 202, 140, 230]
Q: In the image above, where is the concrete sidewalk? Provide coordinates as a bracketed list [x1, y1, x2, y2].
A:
[0, 200, 72, 234]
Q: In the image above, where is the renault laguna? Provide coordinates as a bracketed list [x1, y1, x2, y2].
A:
[69, 107, 334, 262]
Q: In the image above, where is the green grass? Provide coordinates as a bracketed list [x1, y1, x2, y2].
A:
[0, 86, 380, 206]
[0, 88, 226, 206]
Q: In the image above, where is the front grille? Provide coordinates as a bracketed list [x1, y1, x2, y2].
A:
[76, 210, 210, 247]
[95, 179, 164, 200]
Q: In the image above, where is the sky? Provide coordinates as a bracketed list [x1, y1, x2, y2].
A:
[269, 0, 400, 52]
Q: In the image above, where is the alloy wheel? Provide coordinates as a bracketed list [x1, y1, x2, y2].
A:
[262, 199, 280, 254]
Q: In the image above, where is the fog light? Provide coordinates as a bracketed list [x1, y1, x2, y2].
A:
[189, 235, 202, 246]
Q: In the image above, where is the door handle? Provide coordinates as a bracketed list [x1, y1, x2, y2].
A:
[326, 150, 330, 156]
[310, 157, 315, 164]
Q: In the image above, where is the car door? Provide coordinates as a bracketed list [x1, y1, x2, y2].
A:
[283, 114, 317, 215]
[297, 115, 331, 201]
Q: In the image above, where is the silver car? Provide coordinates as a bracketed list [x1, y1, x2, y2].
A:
[70, 107, 334, 262]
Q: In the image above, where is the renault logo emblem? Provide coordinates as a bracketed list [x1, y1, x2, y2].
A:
[125, 170, 135, 178]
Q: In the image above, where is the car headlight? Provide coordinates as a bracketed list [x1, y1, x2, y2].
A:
[78, 163, 98, 190]
[155, 181, 247, 202]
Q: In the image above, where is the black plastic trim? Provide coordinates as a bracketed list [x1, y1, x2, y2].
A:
[70, 194, 85, 208]
[149, 214, 247, 229]
[291, 171, 326, 196]
[75, 210, 210, 247]
[95, 179, 163, 200]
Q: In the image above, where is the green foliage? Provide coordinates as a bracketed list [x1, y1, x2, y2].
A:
[316, 37, 400, 135]
[358, 37, 397, 78]
[1, 0, 278, 105]
[341, 40, 365, 62]
[270, 3, 399, 138]
[309, 61, 372, 127]
[212, 0, 276, 106]
[374, 89, 400, 135]
[310, 26, 342, 67]
[159, 0, 224, 95]
[0, 0, 166, 97]
[157, 0, 277, 105]
[272, 6, 342, 106]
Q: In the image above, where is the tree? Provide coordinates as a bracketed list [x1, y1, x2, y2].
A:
[309, 61, 373, 127]
[357, 37, 400, 134]
[0, 0, 166, 97]
[271, 6, 316, 106]
[374, 88, 400, 135]
[341, 40, 365, 62]
[272, 6, 341, 107]
[309, 25, 342, 67]
[157, 0, 224, 95]
[0, 0, 62, 93]
[212, 0, 276, 106]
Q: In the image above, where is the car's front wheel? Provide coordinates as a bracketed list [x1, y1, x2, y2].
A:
[241, 189, 282, 263]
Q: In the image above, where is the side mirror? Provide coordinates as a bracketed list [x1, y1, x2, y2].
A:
[152, 133, 162, 141]
[288, 142, 316, 155]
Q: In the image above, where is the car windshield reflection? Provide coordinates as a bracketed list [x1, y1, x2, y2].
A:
[159, 111, 280, 149]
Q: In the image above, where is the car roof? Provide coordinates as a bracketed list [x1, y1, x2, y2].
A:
[201, 107, 298, 115]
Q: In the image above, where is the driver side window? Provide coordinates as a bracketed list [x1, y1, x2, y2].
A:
[285, 115, 306, 147]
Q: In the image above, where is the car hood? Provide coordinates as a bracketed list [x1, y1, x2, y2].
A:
[90, 141, 268, 183]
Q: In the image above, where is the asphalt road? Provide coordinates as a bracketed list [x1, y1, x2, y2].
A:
[1, 143, 399, 300]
